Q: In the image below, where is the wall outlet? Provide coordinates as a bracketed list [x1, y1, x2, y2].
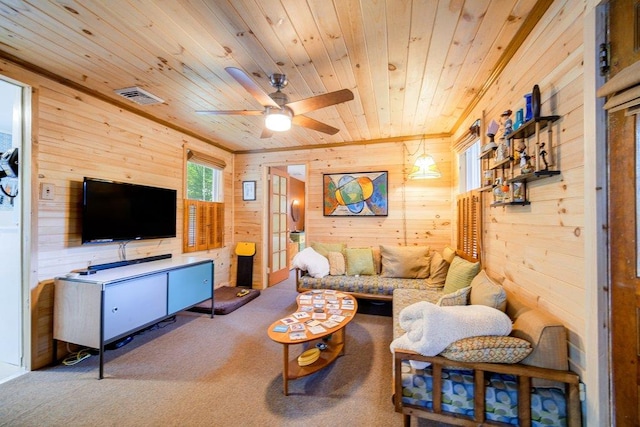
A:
[40, 183, 55, 200]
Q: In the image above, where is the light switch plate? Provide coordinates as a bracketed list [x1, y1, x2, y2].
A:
[40, 183, 55, 200]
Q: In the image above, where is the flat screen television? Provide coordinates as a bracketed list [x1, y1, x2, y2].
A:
[82, 178, 177, 244]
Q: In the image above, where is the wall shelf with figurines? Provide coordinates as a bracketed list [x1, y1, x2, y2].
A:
[478, 84, 562, 207]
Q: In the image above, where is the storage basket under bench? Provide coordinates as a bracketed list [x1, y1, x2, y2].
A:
[394, 352, 581, 427]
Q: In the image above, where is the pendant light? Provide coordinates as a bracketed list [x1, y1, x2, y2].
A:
[409, 140, 441, 179]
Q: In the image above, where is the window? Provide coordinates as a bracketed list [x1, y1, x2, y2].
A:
[186, 161, 223, 202]
[459, 139, 481, 193]
[183, 151, 225, 252]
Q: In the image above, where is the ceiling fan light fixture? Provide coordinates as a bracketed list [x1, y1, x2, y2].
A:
[265, 107, 292, 132]
[409, 154, 441, 179]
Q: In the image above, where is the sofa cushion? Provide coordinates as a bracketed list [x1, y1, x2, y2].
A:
[436, 286, 471, 306]
[507, 295, 569, 387]
[327, 251, 346, 276]
[310, 242, 345, 258]
[470, 270, 507, 312]
[443, 256, 481, 295]
[427, 251, 450, 288]
[440, 335, 533, 364]
[345, 247, 375, 275]
[380, 245, 431, 279]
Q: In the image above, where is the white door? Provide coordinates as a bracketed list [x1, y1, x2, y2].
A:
[0, 79, 23, 367]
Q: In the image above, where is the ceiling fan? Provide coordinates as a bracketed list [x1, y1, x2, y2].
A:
[196, 67, 354, 138]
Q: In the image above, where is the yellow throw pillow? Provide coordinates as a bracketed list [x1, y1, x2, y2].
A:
[427, 251, 450, 288]
[442, 246, 456, 264]
[310, 242, 345, 258]
[443, 256, 481, 295]
[345, 247, 375, 275]
[380, 245, 431, 278]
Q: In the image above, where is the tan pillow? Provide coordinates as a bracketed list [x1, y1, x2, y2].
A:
[443, 256, 481, 295]
[511, 305, 568, 387]
[440, 336, 532, 364]
[311, 242, 345, 258]
[380, 245, 431, 278]
[470, 270, 507, 312]
[442, 246, 456, 264]
[436, 286, 471, 306]
[371, 246, 382, 274]
[345, 247, 375, 275]
[427, 251, 450, 288]
[327, 251, 346, 276]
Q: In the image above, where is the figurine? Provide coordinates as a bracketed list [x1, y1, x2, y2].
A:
[517, 145, 533, 174]
[539, 142, 549, 170]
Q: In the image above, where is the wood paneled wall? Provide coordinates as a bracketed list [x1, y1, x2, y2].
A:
[234, 138, 453, 288]
[452, 0, 587, 379]
[0, 58, 234, 369]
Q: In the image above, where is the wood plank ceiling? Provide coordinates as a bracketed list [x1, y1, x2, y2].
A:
[0, 0, 547, 153]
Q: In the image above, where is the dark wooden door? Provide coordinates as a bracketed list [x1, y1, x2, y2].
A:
[609, 0, 640, 424]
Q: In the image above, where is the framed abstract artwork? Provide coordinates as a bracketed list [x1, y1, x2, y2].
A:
[323, 171, 388, 216]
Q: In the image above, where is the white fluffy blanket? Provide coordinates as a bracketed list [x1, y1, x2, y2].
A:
[292, 247, 329, 278]
[390, 301, 512, 357]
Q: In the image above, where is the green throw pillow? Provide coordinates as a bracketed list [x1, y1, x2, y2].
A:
[345, 247, 375, 275]
[442, 256, 481, 295]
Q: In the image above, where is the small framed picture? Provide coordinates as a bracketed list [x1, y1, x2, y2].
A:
[242, 181, 256, 201]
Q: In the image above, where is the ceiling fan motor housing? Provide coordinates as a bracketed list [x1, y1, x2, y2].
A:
[269, 73, 288, 90]
[269, 90, 289, 107]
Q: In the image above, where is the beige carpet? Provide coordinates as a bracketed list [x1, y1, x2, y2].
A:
[0, 275, 413, 427]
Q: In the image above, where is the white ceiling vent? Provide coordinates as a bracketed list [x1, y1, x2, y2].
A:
[114, 86, 164, 105]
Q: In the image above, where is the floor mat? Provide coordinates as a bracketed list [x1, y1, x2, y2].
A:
[190, 286, 260, 315]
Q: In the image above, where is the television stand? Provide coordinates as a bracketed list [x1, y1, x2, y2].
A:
[54, 256, 213, 379]
[86, 253, 173, 272]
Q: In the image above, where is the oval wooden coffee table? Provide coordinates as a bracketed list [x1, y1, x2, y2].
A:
[267, 289, 357, 395]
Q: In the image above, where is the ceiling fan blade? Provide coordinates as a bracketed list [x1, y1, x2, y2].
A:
[260, 128, 273, 139]
[292, 115, 340, 135]
[225, 67, 279, 108]
[285, 88, 354, 116]
[196, 110, 263, 116]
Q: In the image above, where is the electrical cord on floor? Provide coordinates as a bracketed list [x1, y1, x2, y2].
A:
[137, 315, 176, 335]
[62, 344, 94, 366]
[60, 315, 177, 365]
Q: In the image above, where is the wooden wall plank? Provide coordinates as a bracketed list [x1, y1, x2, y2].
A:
[453, 0, 588, 382]
[234, 137, 453, 287]
[0, 58, 234, 368]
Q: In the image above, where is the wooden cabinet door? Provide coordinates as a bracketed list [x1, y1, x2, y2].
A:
[608, 0, 640, 423]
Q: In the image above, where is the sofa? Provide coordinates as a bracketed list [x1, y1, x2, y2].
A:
[294, 242, 456, 301]
[391, 268, 582, 427]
